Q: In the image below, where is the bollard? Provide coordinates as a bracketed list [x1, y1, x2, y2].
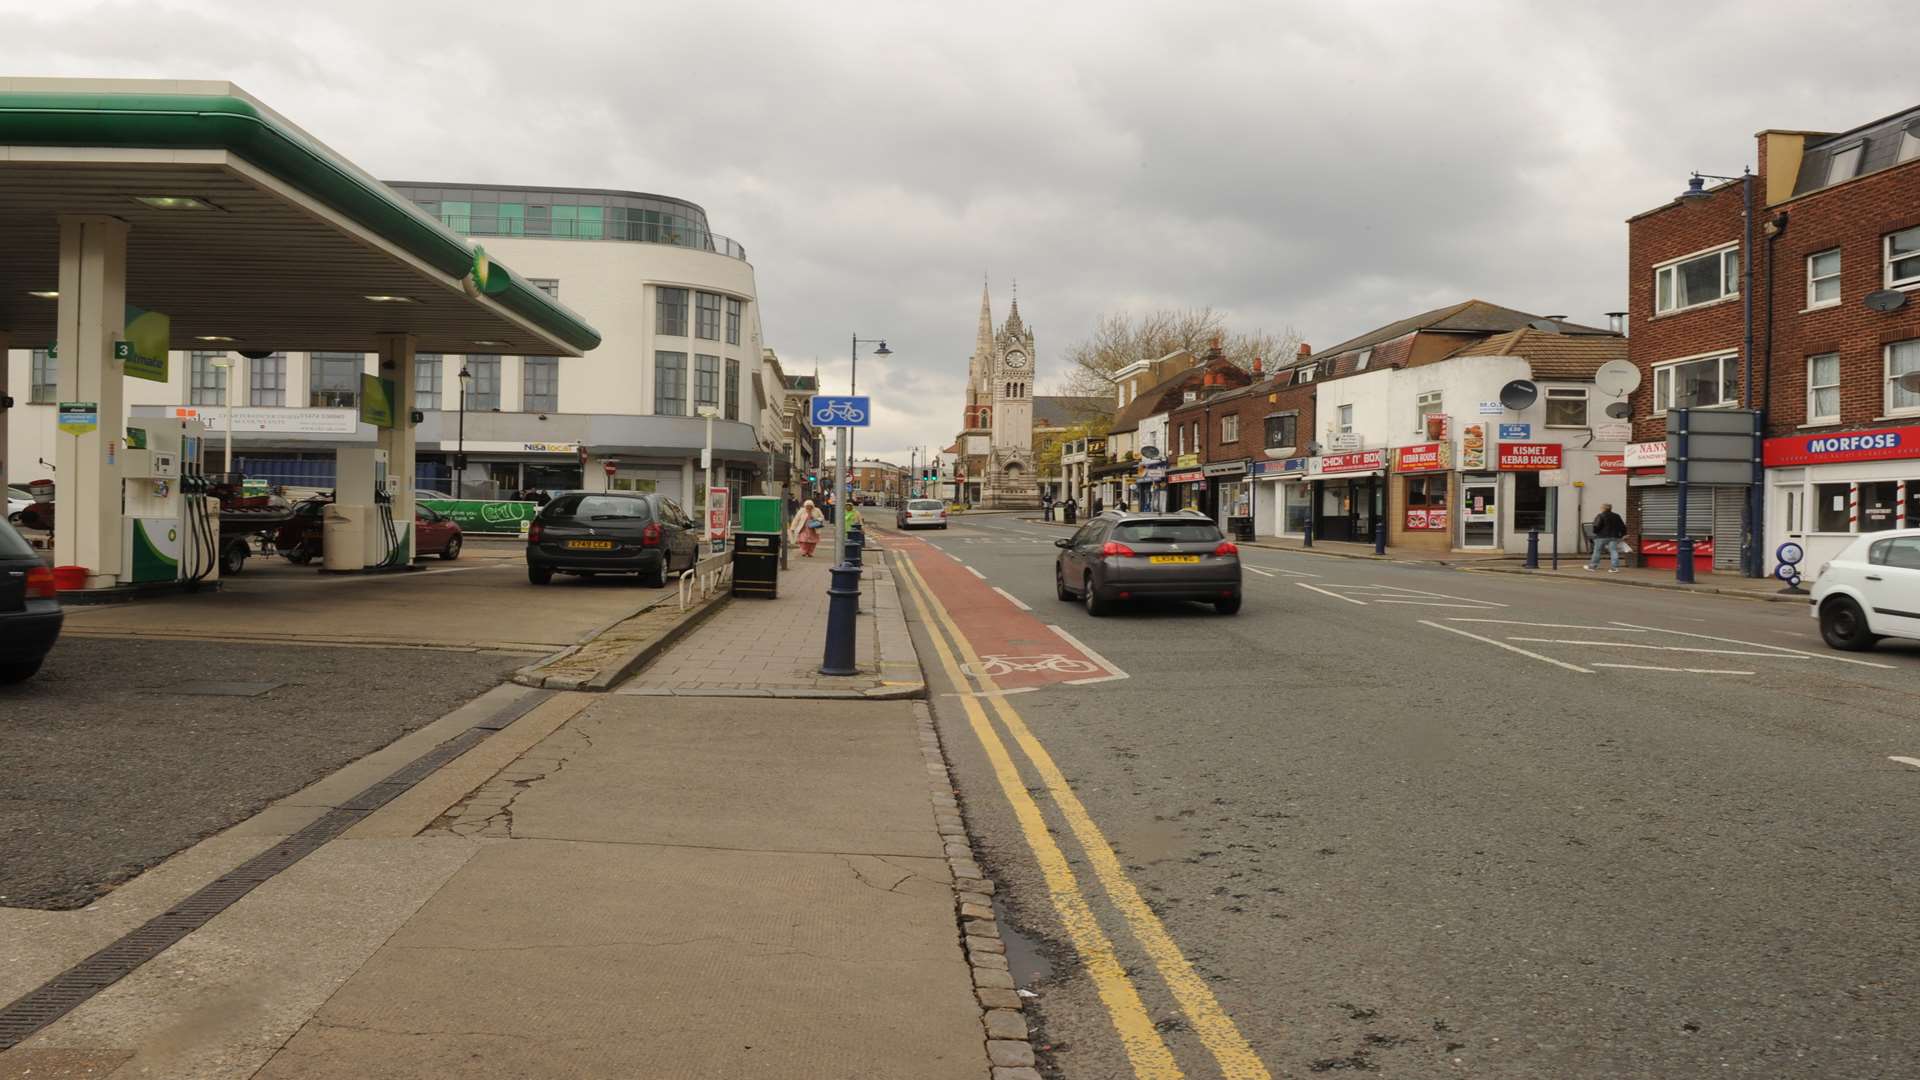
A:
[1524, 528, 1540, 569]
[1675, 536, 1696, 584]
[1373, 519, 1386, 555]
[847, 528, 864, 568]
[1303, 517, 1314, 548]
[821, 562, 862, 675]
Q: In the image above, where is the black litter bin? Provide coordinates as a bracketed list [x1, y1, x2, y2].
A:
[1229, 515, 1255, 542]
[731, 532, 780, 598]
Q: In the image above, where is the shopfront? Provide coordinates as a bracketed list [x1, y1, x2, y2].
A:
[1252, 457, 1309, 537]
[1311, 449, 1386, 543]
[1390, 441, 1452, 552]
[1166, 466, 1206, 514]
[1624, 439, 1741, 573]
[1205, 460, 1251, 530]
[1766, 424, 1920, 580]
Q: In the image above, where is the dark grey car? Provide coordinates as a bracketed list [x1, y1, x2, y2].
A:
[1054, 510, 1242, 615]
[526, 492, 702, 587]
[0, 516, 60, 683]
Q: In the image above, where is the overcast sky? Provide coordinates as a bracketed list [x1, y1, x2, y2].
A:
[5, 0, 1915, 458]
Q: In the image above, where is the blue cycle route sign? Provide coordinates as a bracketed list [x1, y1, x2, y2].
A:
[810, 395, 870, 427]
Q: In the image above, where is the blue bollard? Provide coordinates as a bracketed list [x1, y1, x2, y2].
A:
[847, 528, 864, 567]
[1303, 517, 1314, 548]
[1675, 536, 1696, 584]
[1374, 519, 1386, 555]
[1524, 528, 1540, 569]
[821, 562, 862, 675]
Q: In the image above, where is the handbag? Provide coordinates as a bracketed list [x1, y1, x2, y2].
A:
[805, 518, 824, 530]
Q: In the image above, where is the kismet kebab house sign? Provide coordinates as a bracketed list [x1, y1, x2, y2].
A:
[1764, 427, 1920, 468]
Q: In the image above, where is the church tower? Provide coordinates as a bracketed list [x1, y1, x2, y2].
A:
[955, 280, 1040, 508]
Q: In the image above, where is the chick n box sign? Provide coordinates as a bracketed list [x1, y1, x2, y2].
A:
[1497, 442, 1562, 471]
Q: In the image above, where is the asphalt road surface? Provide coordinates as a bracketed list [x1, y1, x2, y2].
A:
[882, 512, 1920, 1079]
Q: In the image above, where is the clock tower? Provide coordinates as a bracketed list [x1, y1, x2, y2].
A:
[959, 281, 1040, 509]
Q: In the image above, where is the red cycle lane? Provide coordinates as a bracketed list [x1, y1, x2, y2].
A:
[877, 528, 1121, 691]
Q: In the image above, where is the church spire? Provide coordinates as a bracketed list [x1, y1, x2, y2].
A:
[976, 277, 994, 355]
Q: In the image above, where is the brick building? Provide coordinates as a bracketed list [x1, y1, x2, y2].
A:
[1624, 102, 1920, 577]
[1165, 346, 1315, 530]
[1102, 346, 1248, 511]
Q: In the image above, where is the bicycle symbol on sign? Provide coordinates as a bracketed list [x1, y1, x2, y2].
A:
[963, 654, 1101, 678]
[819, 400, 866, 423]
[810, 395, 871, 427]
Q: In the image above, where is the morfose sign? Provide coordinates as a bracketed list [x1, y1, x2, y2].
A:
[1763, 427, 1920, 468]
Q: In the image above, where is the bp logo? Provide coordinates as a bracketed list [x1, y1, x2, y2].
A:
[168, 528, 178, 542]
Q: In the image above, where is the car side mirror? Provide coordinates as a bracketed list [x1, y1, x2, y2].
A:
[1054, 538, 1072, 548]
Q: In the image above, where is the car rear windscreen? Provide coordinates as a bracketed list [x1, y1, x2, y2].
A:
[549, 495, 651, 519]
[910, 500, 945, 510]
[1112, 520, 1222, 543]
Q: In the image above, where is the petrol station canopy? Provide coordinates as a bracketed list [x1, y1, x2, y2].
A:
[0, 78, 601, 356]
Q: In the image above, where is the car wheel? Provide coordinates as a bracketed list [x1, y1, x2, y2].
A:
[0, 658, 43, 684]
[528, 564, 554, 586]
[440, 535, 462, 561]
[287, 546, 313, 565]
[1819, 596, 1878, 651]
[1215, 594, 1242, 615]
[221, 542, 247, 576]
[1083, 575, 1110, 616]
[1056, 567, 1074, 601]
[643, 559, 668, 588]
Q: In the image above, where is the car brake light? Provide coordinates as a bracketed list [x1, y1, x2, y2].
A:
[25, 565, 56, 599]
[641, 522, 663, 547]
[1101, 540, 1136, 557]
[1213, 540, 1239, 556]
[528, 523, 544, 542]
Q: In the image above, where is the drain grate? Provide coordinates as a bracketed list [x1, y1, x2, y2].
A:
[0, 688, 554, 1050]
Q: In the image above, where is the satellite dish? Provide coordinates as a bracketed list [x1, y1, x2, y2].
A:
[1306, 440, 1324, 456]
[1141, 446, 1161, 460]
[1605, 401, 1633, 419]
[239, 349, 275, 360]
[1866, 289, 1910, 313]
[1897, 371, 1920, 394]
[1528, 319, 1561, 332]
[1593, 359, 1642, 398]
[1498, 379, 1538, 411]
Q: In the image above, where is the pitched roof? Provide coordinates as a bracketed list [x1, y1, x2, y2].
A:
[1448, 328, 1629, 380]
[1032, 395, 1110, 429]
[1301, 300, 1613, 363]
[1108, 362, 1247, 432]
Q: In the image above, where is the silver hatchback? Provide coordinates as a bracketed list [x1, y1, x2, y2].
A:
[1054, 511, 1242, 615]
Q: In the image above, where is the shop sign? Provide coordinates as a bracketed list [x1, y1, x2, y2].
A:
[1325, 432, 1363, 452]
[1143, 464, 1167, 481]
[1320, 448, 1387, 474]
[1404, 507, 1449, 531]
[1497, 442, 1563, 470]
[521, 441, 580, 454]
[1394, 442, 1450, 473]
[1251, 457, 1308, 477]
[1460, 423, 1488, 470]
[1499, 423, 1531, 440]
[1762, 426, 1920, 468]
[1623, 441, 1668, 468]
[1176, 453, 1200, 468]
[1167, 468, 1205, 484]
[1203, 460, 1249, 478]
[419, 497, 538, 534]
[1085, 436, 1108, 459]
[1593, 420, 1634, 442]
[1478, 401, 1504, 415]
[167, 405, 360, 434]
[1424, 413, 1451, 440]
[1597, 454, 1626, 475]
[57, 402, 99, 436]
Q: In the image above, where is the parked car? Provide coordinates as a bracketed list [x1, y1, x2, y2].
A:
[525, 491, 701, 587]
[897, 498, 949, 530]
[0, 515, 60, 683]
[1054, 510, 1242, 616]
[6, 485, 31, 521]
[275, 496, 464, 563]
[415, 505, 463, 560]
[1810, 529, 1920, 650]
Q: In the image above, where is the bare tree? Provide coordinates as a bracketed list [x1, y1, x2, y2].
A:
[1054, 307, 1301, 397]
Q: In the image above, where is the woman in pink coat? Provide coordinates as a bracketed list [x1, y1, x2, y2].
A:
[789, 499, 825, 557]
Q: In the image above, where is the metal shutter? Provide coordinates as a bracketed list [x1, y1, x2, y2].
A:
[1636, 488, 1711, 537]
[1713, 486, 1746, 570]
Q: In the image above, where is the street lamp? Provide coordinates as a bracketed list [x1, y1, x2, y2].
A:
[698, 404, 721, 553]
[208, 356, 234, 478]
[456, 365, 472, 500]
[845, 335, 889, 529]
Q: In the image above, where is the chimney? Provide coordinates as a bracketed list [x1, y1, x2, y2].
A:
[1605, 311, 1628, 336]
[1296, 343, 1312, 359]
[1252, 356, 1264, 375]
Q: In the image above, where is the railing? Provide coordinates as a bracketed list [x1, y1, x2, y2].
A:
[436, 213, 748, 260]
[678, 549, 734, 611]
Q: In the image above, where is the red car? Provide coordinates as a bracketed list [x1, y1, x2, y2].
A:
[276, 498, 462, 563]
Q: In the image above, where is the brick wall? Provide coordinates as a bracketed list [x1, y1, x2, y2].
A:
[1168, 378, 1315, 464]
[1625, 184, 1750, 445]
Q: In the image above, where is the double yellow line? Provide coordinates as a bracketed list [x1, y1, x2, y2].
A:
[894, 555, 1271, 1080]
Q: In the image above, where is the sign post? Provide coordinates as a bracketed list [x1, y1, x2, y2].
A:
[810, 395, 871, 676]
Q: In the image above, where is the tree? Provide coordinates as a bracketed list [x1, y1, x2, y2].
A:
[1055, 307, 1302, 398]
[1036, 416, 1112, 478]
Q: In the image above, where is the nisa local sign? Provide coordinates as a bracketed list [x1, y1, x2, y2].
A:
[1764, 426, 1920, 468]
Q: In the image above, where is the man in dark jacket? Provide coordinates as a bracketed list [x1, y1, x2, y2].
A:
[1587, 503, 1628, 572]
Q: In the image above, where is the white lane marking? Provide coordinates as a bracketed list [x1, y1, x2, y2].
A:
[1421, 620, 1592, 673]
[1244, 563, 1320, 578]
[1321, 583, 1506, 607]
[1593, 662, 1755, 676]
[1507, 637, 1815, 658]
[948, 551, 966, 563]
[1609, 621, 1898, 669]
[993, 586, 1032, 611]
[1371, 600, 1497, 608]
[1448, 619, 1647, 631]
[1890, 756, 1920, 769]
[1297, 582, 1367, 605]
[1244, 565, 1278, 578]
[965, 565, 987, 580]
[1047, 624, 1131, 684]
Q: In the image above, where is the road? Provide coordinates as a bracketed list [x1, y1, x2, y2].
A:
[880, 512, 1920, 1079]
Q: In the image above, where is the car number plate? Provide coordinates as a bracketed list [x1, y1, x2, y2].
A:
[1149, 555, 1200, 564]
[565, 539, 614, 550]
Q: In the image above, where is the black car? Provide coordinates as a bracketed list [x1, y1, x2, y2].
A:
[0, 516, 61, 683]
[1054, 510, 1242, 615]
[526, 492, 702, 587]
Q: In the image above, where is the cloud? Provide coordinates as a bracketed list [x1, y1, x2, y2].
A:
[3, 0, 1913, 457]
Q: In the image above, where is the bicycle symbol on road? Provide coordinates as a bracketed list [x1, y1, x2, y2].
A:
[963, 654, 1100, 677]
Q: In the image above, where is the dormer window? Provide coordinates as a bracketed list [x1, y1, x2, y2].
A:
[1826, 142, 1864, 186]
[1298, 365, 1315, 383]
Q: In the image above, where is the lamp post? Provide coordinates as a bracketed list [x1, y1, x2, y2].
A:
[698, 405, 720, 553]
[456, 365, 472, 500]
[209, 357, 234, 478]
[846, 335, 889, 536]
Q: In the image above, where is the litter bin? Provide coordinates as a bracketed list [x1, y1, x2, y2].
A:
[1228, 515, 1255, 543]
[732, 532, 780, 598]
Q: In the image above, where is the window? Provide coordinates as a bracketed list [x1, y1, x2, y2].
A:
[655, 351, 687, 415]
[1263, 413, 1298, 449]
[1826, 143, 1864, 185]
[1807, 249, 1841, 308]
[1297, 365, 1314, 383]
[250, 353, 286, 406]
[1887, 340, 1920, 415]
[725, 358, 740, 420]
[1545, 387, 1588, 428]
[1337, 404, 1354, 434]
[413, 354, 442, 410]
[1872, 536, 1920, 569]
[1405, 474, 1448, 509]
[465, 355, 501, 410]
[1903, 126, 1920, 164]
[310, 352, 362, 408]
[1886, 226, 1920, 289]
[1652, 352, 1738, 411]
[695, 292, 722, 340]
[694, 354, 721, 411]
[726, 297, 743, 345]
[523, 357, 558, 412]
[1192, 421, 1201, 450]
[1816, 482, 1853, 532]
[1654, 244, 1740, 313]
[1807, 353, 1840, 423]
[1415, 390, 1442, 432]
[1512, 471, 1548, 531]
[1354, 348, 1372, 371]
[656, 287, 689, 336]
[1221, 414, 1239, 443]
[1861, 481, 1900, 532]
[190, 352, 228, 406]
[30, 348, 57, 403]
[529, 278, 559, 299]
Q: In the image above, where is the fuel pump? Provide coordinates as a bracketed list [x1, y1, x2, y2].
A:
[326, 447, 405, 571]
[120, 419, 219, 586]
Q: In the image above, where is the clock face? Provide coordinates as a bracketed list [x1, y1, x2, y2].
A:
[1005, 351, 1028, 371]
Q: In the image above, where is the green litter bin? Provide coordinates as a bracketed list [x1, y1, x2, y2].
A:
[740, 495, 784, 534]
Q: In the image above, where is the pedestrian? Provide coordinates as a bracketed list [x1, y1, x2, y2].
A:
[1042, 487, 1055, 522]
[789, 499, 826, 557]
[787, 494, 800, 519]
[1587, 502, 1628, 573]
[1092, 494, 1104, 515]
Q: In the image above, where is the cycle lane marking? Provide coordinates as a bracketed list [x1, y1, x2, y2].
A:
[992, 585, 1032, 611]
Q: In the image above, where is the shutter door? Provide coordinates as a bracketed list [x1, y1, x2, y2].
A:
[1713, 486, 1746, 570]
[1636, 488, 1711, 537]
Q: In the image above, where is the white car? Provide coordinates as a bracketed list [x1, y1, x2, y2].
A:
[896, 498, 949, 530]
[6, 486, 31, 521]
[1809, 529, 1920, 650]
